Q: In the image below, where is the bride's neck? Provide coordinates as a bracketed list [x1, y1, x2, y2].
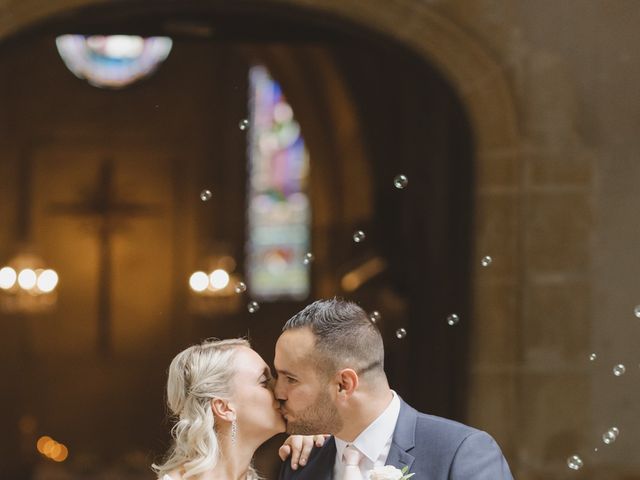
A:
[206, 432, 258, 480]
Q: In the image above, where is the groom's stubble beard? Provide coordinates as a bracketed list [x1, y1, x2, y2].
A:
[286, 388, 343, 435]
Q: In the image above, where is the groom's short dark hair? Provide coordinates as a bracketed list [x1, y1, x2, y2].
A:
[282, 298, 385, 380]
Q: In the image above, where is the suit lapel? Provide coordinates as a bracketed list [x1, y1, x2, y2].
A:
[385, 398, 416, 473]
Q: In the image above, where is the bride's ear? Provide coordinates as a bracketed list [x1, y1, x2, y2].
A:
[210, 398, 236, 422]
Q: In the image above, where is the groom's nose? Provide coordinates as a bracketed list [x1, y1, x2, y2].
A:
[274, 376, 287, 401]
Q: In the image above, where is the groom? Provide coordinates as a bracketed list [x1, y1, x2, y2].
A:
[274, 298, 513, 479]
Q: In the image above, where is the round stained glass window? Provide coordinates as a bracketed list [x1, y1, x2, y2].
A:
[55, 35, 173, 89]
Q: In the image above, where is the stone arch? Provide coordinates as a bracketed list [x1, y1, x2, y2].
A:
[1, 1, 519, 149]
[0, 0, 522, 456]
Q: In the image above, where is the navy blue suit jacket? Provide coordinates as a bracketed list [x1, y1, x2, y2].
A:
[278, 398, 513, 480]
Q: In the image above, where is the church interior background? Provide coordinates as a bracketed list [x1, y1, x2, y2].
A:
[1, 1, 639, 479]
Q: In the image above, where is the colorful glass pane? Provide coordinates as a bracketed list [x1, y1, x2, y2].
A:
[246, 65, 311, 300]
[55, 35, 172, 89]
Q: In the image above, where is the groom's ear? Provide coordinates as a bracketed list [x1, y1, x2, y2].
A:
[335, 368, 358, 398]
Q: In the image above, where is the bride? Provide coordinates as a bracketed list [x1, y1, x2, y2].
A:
[153, 338, 323, 480]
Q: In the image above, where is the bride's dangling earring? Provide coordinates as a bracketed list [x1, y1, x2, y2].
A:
[231, 418, 238, 445]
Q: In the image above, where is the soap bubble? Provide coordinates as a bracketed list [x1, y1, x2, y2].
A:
[353, 230, 366, 243]
[567, 455, 583, 470]
[602, 427, 620, 445]
[393, 174, 408, 189]
[200, 189, 212, 201]
[395, 328, 407, 339]
[613, 364, 626, 376]
[481, 256, 493, 267]
[247, 301, 259, 313]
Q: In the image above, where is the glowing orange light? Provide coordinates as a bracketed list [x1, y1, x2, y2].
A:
[53, 444, 69, 462]
[36, 436, 52, 454]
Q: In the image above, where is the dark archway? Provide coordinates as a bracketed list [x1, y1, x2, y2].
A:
[0, 3, 480, 479]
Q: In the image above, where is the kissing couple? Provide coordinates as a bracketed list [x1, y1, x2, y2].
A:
[154, 298, 514, 480]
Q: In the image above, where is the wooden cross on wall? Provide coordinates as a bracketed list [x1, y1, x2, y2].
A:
[50, 159, 159, 357]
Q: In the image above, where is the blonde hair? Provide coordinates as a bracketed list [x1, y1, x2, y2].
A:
[152, 338, 260, 479]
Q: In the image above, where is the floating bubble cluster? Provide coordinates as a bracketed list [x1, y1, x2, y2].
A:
[447, 314, 460, 326]
[353, 230, 366, 243]
[369, 311, 382, 323]
[239, 119, 250, 130]
[589, 353, 597, 361]
[395, 328, 407, 339]
[602, 427, 620, 445]
[234, 282, 247, 294]
[303, 252, 314, 265]
[567, 455, 583, 470]
[613, 364, 626, 376]
[481, 256, 493, 267]
[200, 189, 212, 202]
[247, 301, 259, 313]
[393, 174, 408, 189]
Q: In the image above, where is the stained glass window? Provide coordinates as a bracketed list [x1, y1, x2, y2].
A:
[246, 65, 311, 300]
[55, 35, 172, 89]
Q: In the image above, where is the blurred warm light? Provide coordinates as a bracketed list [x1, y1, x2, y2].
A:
[1, 252, 59, 314]
[0, 266, 17, 289]
[189, 271, 209, 292]
[49, 442, 62, 458]
[53, 444, 69, 462]
[36, 436, 52, 454]
[17, 269, 37, 290]
[19, 414, 37, 434]
[37, 269, 59, 293]
[189, 253, 240, 304]
[42, 439, 55, 456]
[341, 257, 387, 292]
[36, 435, 69, 462]
[209, 269, 230, 290]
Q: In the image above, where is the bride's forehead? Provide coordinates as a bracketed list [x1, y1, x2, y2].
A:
[234, 346, 266, 369]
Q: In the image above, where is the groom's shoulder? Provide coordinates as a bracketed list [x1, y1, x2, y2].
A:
[401, 400, 483, 442]
[417, 411, 480, 437]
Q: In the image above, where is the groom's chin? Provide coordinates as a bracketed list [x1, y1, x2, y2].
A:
[285, 421, 317, 436]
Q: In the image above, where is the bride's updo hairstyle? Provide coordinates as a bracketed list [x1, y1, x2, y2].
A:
[153, 338, 259, 479]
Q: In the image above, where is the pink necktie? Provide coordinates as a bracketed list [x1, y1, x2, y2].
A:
[342, 445, 363, 480]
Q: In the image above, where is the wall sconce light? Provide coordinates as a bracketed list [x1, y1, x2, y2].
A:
[0, 250, 59, 314]
[188, 255, 241, 314]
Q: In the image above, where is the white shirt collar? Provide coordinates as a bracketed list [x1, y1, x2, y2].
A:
[335, 390, 401, 464]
